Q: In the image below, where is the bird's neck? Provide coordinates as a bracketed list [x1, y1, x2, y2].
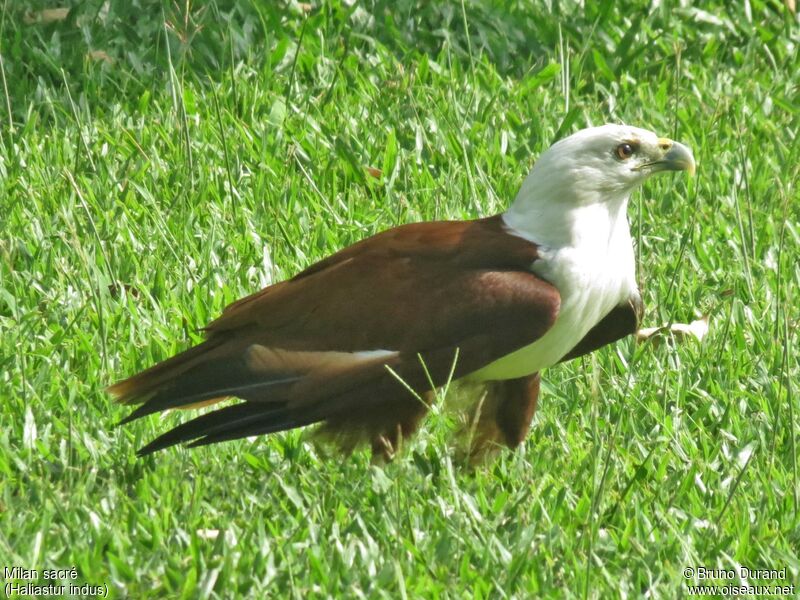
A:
[502, 183, 632, 253]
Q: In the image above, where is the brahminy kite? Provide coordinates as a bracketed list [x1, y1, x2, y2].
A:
[110, 124, 695, 460]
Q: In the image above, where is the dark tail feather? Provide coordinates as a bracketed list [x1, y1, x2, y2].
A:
[186, 414, 316, 449]
[137, 402, 269, 455]
[108, 337, 228, 404]
[136, 401, 317, 456]
[118, 375, 300, 425]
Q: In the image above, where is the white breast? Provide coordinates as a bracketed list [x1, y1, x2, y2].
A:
[468, 207, 637, 382]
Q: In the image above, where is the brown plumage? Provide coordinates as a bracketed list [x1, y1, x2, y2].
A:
[110, 216, 597, 458]
[110, 123, 696, 460]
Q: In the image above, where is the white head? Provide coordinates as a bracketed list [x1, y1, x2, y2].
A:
[504, 124, 695, 247]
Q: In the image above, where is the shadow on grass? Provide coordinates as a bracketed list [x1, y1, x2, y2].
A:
[5, 0, 585, 122]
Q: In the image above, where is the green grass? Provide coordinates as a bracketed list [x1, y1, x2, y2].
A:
[2, 0, 799, 597]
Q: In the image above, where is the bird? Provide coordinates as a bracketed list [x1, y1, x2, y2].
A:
[109, 124, 695, 461]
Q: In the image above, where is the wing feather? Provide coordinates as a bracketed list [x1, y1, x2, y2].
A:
[109, 216, 561, 453]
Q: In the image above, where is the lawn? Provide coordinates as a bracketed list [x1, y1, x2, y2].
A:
[1, 0, 799, 597]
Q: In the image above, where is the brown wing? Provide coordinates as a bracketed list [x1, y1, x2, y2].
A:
[108, 215, 561, 454]
[560, 293, 643, 362]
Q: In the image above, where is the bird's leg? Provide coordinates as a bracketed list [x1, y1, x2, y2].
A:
[370, 391, 433, 463]
[371, 431, 397, 464]
[466, 373, 540, 462]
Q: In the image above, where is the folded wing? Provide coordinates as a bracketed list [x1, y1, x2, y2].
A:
[108, 216, 561, 454]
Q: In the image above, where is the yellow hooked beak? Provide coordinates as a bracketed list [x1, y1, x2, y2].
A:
[637, 138, 696, 176]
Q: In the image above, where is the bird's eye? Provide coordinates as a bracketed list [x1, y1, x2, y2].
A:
[616, 143, 634, 160]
